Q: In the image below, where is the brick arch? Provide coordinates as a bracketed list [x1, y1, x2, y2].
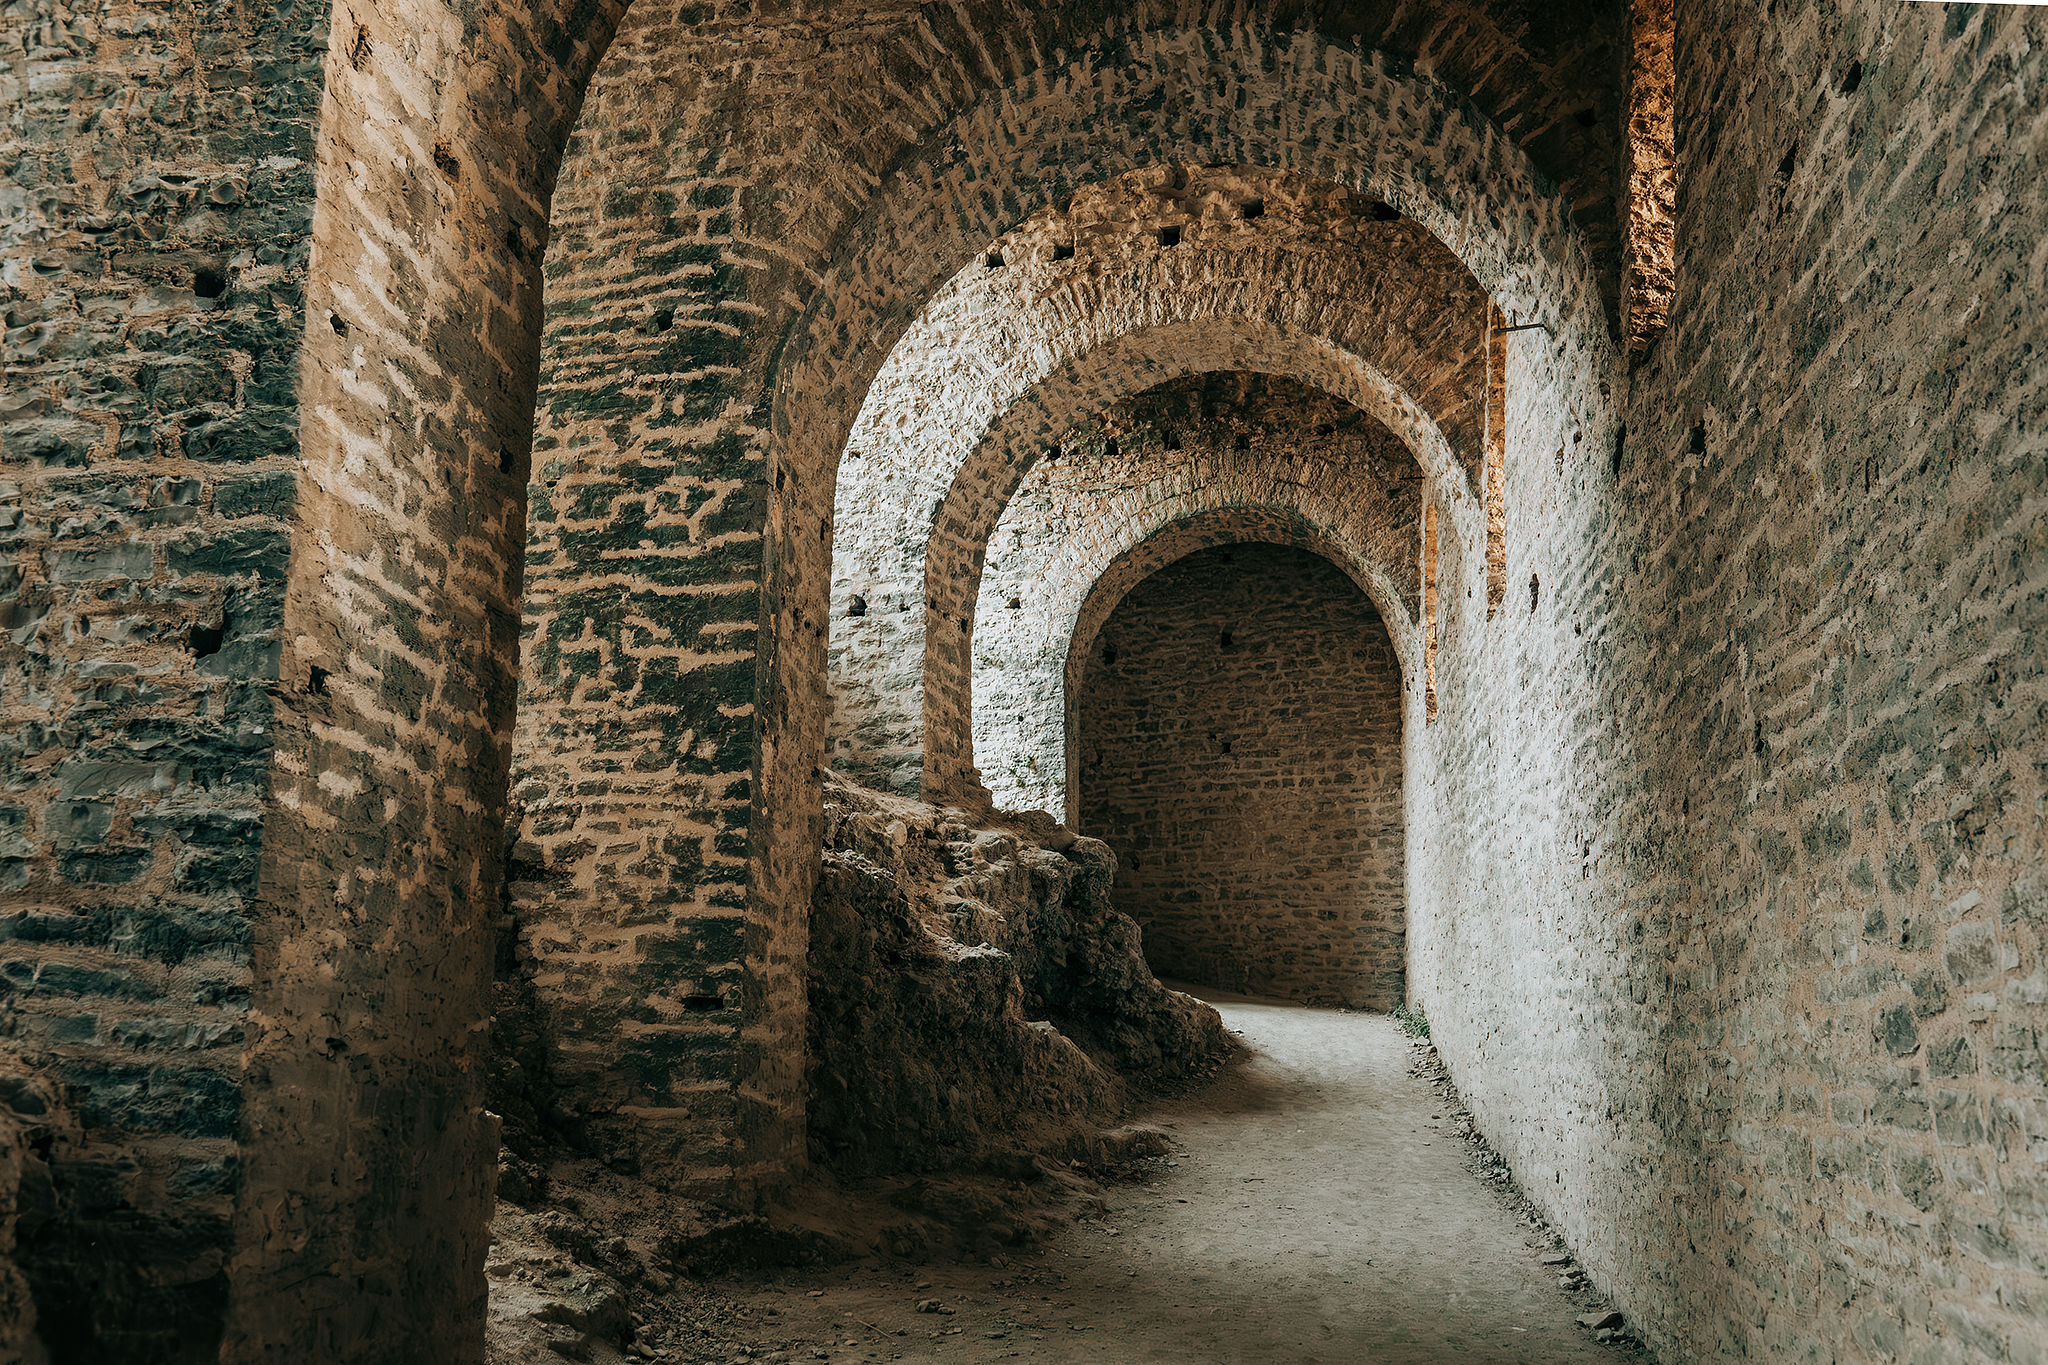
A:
[522, 14, 1618, 1207]
[898, 323, 1444, 803]
[1063, 533, 1409, 1007]
[777, 24, 1617, 899]
[826, 199, 1481, 795]
[988, 494, 1412, 824]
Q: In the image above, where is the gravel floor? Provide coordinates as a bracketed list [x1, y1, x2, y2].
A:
[657, 988, 1639, 1365]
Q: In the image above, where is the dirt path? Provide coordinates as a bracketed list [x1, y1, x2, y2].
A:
[664, 989, 1631, 1365]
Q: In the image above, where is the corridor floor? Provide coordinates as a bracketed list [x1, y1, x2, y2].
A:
[708, 990, 1628, 1364]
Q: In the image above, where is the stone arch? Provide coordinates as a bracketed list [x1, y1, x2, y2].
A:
[958, 370, 1424, 818]
[827, 186, 1486, 796]
[981, 496, 1411, 824]
[783, 29, 1617, 840]
[1068, 535, 1408, 1008]
[523, 12, 1618, 1201]
[913, 321, 1462, 803]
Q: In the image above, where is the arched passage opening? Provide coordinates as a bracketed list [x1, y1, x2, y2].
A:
[1076, 541, 1406, 1009]
[10, 3, 2038, 1363]
[516, 0, 1612, 1282]
[824, 161, 1495, 805]
[965, 372, 1422, 821]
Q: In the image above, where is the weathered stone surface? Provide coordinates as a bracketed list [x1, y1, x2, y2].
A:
[1406, 8, 2048, 1364]
[809, 773, 1230, 1178]
[0, 0, 324, 1350]
[826, 167, 1485, 805]
[0, 2, 2039, 1362]
[524, 11, 1612, 1201]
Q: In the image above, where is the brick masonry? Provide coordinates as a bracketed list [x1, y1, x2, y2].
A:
[1405, 7, 2048, 1364]
[825, 165, 1481, 806]
[0, 0, 322, 1355]
[1077, 543, 1406, 1010]
[969, 372, 1421, 821]
[0, 2, 2039, 1363]
[525, 12, 1608, 1207]
[1, 0, 624, 1358]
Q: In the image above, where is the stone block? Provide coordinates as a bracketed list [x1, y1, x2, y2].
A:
[166, 526, 289, 580]
[45, 543, 153, 583]
[212, 469, 296, 520]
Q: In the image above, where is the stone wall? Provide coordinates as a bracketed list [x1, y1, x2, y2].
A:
[6, 3, 2040, 1363]
[0, 0, 322, 1355]
[1405, 5, 2048, 1363]
[1, 0, 623, 1356]
[1077, 544, 1405, 1009]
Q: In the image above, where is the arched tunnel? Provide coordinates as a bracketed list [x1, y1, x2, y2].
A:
[0, 2, 2042, 1362]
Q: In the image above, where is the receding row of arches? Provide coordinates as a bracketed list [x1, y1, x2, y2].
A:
[503, 24, 1637, 1228]
[805, 139, 1534, 1021]
[13, 2, 2033, 1364]
[13, 3, 1672, 1358]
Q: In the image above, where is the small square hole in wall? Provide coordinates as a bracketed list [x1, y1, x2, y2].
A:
[985, 251, 1005, 269]
[1162, 430, 1181, 451]
[1157, 225, 1182, 247]
[1104, 438, 1119, 459]
[1241, 198, 1265, 220]
[1234, 433, 1251, 451]
[1052, 243, 1075, 261]
[1006, 596, 1021, 610]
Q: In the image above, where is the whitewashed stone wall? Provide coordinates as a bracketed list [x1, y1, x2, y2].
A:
[1404, 8, 2048, 1363]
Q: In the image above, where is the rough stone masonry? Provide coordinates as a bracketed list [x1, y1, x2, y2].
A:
[0, 2, 2042, 1364]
